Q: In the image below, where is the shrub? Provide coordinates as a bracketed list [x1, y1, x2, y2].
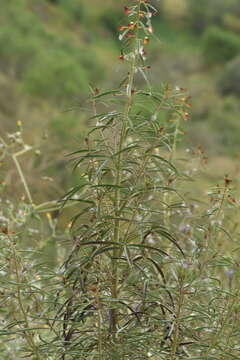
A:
[100, 8, 123, 36]
[223, 13, 240, 34]
[0, 26, 40, 77]
[0, 1, 104, 102]
[218, 56, 240, 96]
[0, 1, 44, 76]
[202, 26, 240, 64]
[59, 0, 85, 23]
[187, 0, 240, 33]
[23, 48, 90, 100]
[208, 96, 240, 154]
[23, 44, 105, 101]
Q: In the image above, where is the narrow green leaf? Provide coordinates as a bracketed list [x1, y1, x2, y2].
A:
[93, 89, 120, 98]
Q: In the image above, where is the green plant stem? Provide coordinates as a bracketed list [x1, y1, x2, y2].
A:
[122, 155, 149, 242]
[216, 182, 228, 220]
[97, 290, 103, 360]
[170, 116, 180, 163]
[110, 0, 142, 337]
[170, 281, 184, 360]
[0, 135, 33, 205]
[12, 153, 33, 205]
[9, 236, 41, 360]
[163, 115, 180, 229]
[204, 293, 238, 358]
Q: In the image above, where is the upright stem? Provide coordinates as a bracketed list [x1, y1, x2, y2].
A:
[110, 0, 142, 337]
[12, 152, 33, 205]
[204, 293, 238, 358]
[163, 115, 180, 228]
[169, 116, 180, 163]
[0, 135, 33, 205]
[170, 279, 184, 360]
[9, 236, 41, 359]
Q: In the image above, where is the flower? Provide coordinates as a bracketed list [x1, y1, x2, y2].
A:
[183, 111, 190, 121]
[143, 36, 150, 45]
[124, 6, 130, 15]
[128, 22, 136, 30]
[118, 25, 126, 31]
[225, 268, 234, 280]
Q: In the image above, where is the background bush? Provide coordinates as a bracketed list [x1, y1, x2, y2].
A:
[1, 0, 240, 198]
[202, 26, 240, 65]
[218, 56, 240, 96]
[187, 0, 240, 33]
[24, 49, 90, 100]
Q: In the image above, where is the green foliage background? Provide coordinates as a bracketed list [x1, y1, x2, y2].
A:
[1, 0, 240, 200]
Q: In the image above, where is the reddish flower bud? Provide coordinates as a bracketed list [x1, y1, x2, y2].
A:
[224, 175, 232, 187]
[183, 112, 190, 121]
[124, 6, 130, 15]
[128, 21, 136, 30]
[142, 65, 151, 70]
[125, 31, 135, 38]
[118, 25, 126, 31]
[143, 36, 150, 45]
[119, 55, 125, 61]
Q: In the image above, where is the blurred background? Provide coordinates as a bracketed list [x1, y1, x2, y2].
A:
[1, 0, 240, 203]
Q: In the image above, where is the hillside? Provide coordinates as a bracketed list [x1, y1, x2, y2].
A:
[1, 0, 240, 201]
